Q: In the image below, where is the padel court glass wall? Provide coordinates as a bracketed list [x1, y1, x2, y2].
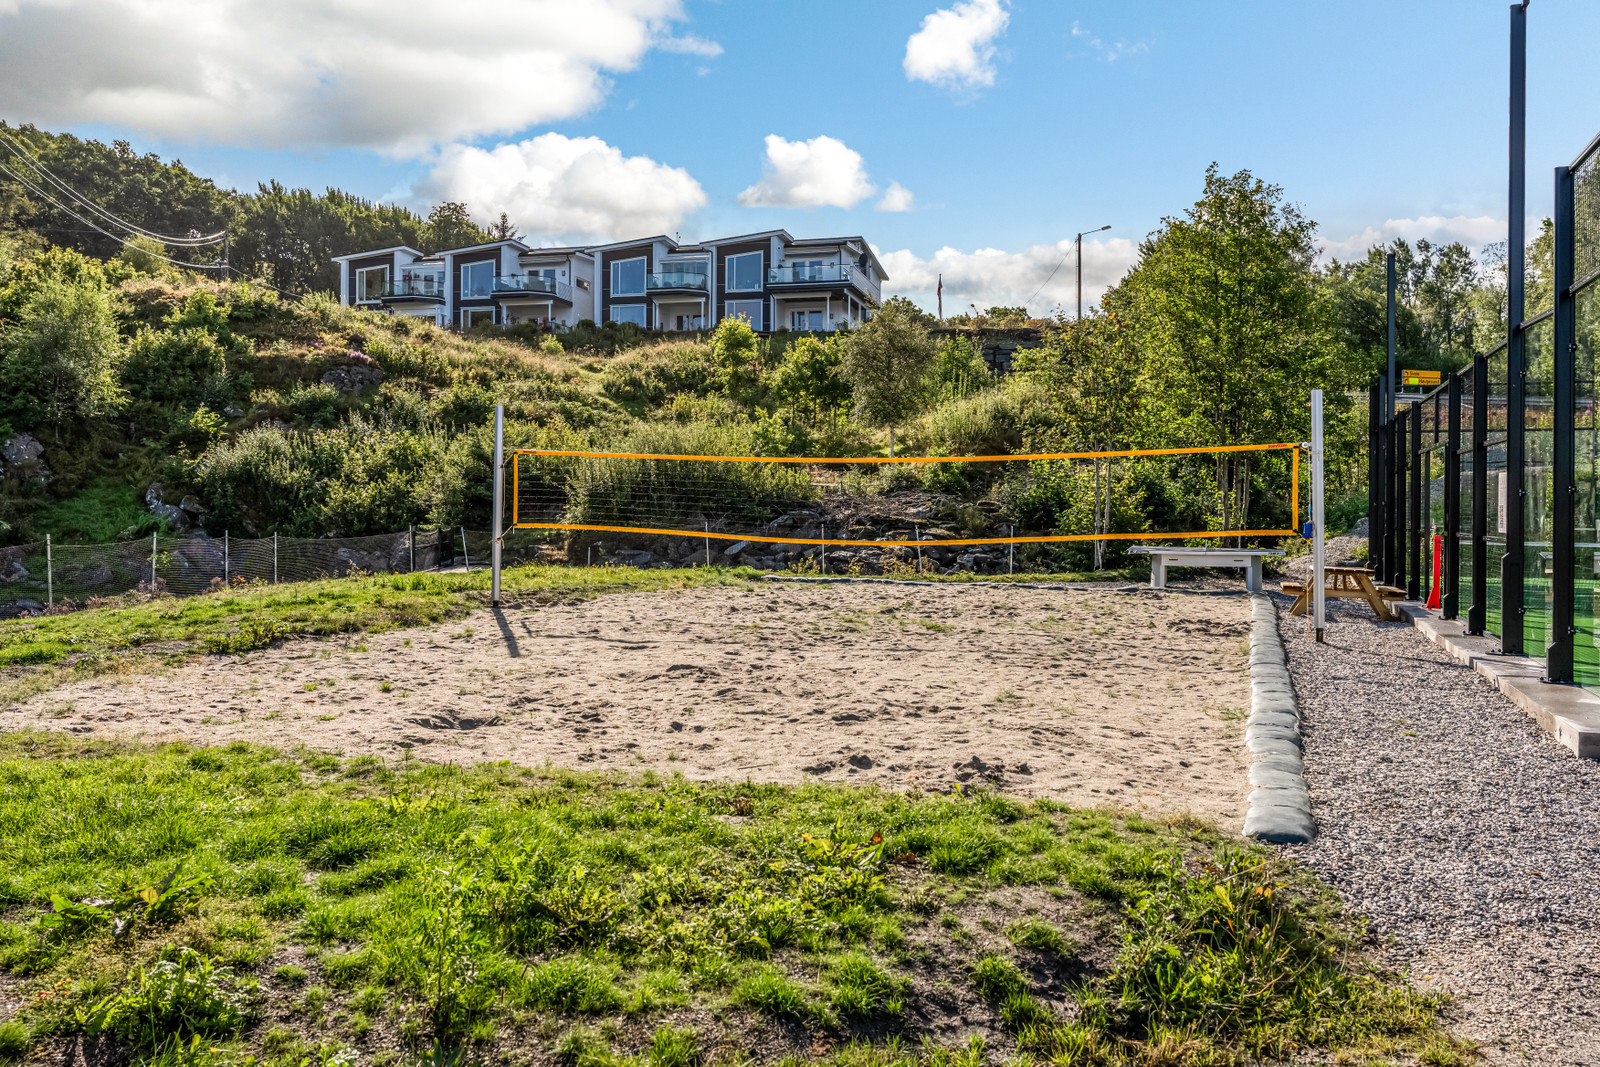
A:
[1372, 129, 1600, 688]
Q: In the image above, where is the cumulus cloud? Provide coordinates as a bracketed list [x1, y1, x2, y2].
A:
[875, 182, 916, 213]
[1318, 215, 1507, 263]
[414, 133, 706, 244]
[737, 135, 876, 210]
[903, 0, 1009, 90]
[877, 236, 1139, 317]
[0, 0, 714, 155]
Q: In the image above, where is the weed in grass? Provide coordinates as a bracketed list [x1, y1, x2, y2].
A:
[732, 966, 809, 1019]
[1004, 918, 1075, 959]
[0, 1020, 26, 1060]
[827, 953, 906, 1019]
[275, 964, 308, 985]
[647, 1026, 701, 1067]
[521, 957, 622, 1013]
[352, 986, 384, 1015]
[380, 681, 392, 692]
[83, 946, 247, 1047]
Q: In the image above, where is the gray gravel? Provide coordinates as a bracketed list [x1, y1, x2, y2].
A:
[1276, 594, 1600, 1063]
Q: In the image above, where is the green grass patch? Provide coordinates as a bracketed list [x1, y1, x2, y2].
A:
[0, 734, 1454, 1066]
[0, 564, 760, 677]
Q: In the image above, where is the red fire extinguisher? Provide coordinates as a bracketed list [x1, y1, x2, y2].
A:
[1425, 533, 1443, 609]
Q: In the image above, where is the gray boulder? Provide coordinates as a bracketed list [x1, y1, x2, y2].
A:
[179, 495, 207, 517]
[321, 364, 387, 392]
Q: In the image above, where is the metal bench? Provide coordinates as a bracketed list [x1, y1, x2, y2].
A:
[1128, 546, 1286, 592]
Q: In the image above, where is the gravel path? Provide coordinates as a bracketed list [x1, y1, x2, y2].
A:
[1276, 594, 1600, 1063]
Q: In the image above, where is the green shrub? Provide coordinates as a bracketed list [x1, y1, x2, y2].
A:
[598, 355, 667, 405]
[0, 1021, 25, 1062]
[287, 383, 343, 428]
[122, 327, 229, 405]
[561, 420, 815, 532]
[436, 380, 496, 428]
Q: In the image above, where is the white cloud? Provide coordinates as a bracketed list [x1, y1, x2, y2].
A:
[903, 0, 1009, 90]
[1069, 21, 1148, 63]
[1318, 215, 1507, 263]
[877, 236, 1140, 317]
[875, 182, 916, 213]
[658, 34, 722, 57]
[737, 134, 876, 210]
[413, 133, 706, 244]
[0, 0, 715, 155]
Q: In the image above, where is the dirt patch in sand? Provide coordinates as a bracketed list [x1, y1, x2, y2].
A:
[1, 582, 1256, 826]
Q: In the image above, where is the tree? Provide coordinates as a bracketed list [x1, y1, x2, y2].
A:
[1029, 314, 1146, 566]
[1109, 164, 1353, 537]
[424, 202, 489, 252]
[487, 212, 521, 241]
[0, 274, 124, 439]
[117, 235, 168, 275]
[840, 296, 938, 455]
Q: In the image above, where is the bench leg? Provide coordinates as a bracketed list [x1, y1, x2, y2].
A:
[1247, 557, 1263, 593]
[1290, 591, 1309, 616]
[1150, 556, 1166, 589]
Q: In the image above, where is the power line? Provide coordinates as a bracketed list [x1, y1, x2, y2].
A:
[0, 130, 224, 246]
[0, 160, 224, 270]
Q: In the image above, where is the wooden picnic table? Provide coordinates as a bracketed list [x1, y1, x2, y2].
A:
[1282, 565, 1405, 621]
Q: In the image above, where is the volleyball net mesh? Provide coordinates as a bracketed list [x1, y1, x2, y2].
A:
[510, 444, 1300, 548]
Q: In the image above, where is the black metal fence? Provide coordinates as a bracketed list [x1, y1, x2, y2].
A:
[1369, 125, 1600, 688]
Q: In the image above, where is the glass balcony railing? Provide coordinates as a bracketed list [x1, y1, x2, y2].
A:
[646, 272, 710, 291]
[769, 264, 850, 285]
[491, 275, 572, 301]
[381, 276, 445, 300]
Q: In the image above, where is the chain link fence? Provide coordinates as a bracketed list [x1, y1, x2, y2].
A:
[0, 527, 549, 617]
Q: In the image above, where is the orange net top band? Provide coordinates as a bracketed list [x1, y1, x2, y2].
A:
[511, 443, 1299, 465]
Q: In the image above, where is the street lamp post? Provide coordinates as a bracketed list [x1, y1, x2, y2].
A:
[1076, 225, 1112, 320]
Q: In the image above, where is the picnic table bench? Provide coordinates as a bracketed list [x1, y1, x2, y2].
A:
[1128, 546, 1285, 592]
[1281, 565, 1405, 621]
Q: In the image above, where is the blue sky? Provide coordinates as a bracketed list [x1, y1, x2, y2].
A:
[4, 0, 1599, 312]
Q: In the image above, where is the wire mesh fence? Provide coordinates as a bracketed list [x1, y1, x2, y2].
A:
[0, 527, 539, 618]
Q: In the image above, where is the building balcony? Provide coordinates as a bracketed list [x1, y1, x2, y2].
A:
[768, 264, 850, 285]
[380, 277, 445, 302]
[491, 275, 573, 303]
[646, 272, 710, 292]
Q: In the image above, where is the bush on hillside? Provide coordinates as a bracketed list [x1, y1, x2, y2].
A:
[122, 327, 228, 406]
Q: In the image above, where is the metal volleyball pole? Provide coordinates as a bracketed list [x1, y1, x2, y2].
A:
[491, 405, 505, 606]
[1311, 390, 1327, 642]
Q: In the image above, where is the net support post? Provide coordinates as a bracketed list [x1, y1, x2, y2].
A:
[1548, 163, 1576, 682]
[409, 525, 415, 574]
[45, 534, 51, 608]
[151, 532, 157, 590]
[1311, 391, 1326, 640]
[273, 532, 278, 585]
[223, 530, 229, 588]
[1503, 0, 1528, 654]
[491, 404, 504, 607]
[1443, 372, 1462, 619]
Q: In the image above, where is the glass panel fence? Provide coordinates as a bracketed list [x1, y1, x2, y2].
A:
[1485, 344, 1509, 636]
[1577, 280, 1600, 689]
[1525, 316, 1556, 658]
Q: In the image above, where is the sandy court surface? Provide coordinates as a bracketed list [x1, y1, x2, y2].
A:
[2, 582, 1256, 826]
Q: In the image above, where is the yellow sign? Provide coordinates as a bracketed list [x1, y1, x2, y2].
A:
[1402, 369, 1442, 387]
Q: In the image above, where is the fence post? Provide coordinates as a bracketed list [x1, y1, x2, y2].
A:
[273, 532, 278, 584]
[821, 523, 827, 575]
[1009, 526, 1014, 575]
[45, 534, 51, 607]
[461, 526, 469, 570]
[409, 525, 415, 574]
[704, 521, 710, 567]
[151, 532, 157, 589]
[491, 404, 504, 605]
[224, 531, 229, 588]
[1548, 161, 1577, 682]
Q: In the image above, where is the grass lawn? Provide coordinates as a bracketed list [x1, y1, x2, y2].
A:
[0, 734, 1471, 1067]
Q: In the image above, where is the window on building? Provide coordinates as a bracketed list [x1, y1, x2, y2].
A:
[460, 261, 494, 299]
[794, 259, 825, 282]
[727, 251, 763, 292]
[610, 303, 647, 327]
[461, 307, 496, 329]
[355, 265, 389, 302]
[791, 309, 823, 331]
[611, 257, 646, 296]
[724, 300, 763, 330]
